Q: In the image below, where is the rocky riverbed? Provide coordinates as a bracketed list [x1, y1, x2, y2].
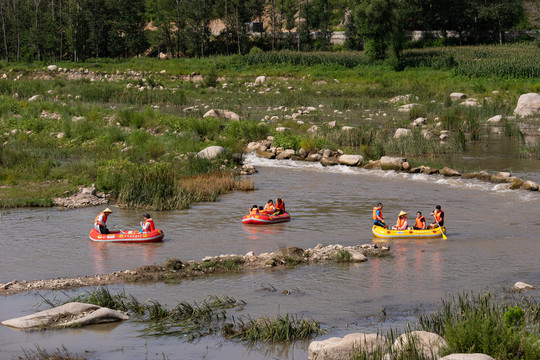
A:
[0, 243, 389, 296]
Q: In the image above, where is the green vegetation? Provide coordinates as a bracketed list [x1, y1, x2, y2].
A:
[335, 249, 353, 262]
[15, 345, 86, 360]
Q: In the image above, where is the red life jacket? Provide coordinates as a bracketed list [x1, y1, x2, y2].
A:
[415, 216, 426, 229]
[275, 199, 285, 212]
[249, 208, 259, 216]
[265, 203, 274, 212]
[373, 207, 383, 221]
[142, 218, 155, 232]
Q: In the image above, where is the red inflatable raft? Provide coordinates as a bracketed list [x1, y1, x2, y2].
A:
[242, 212, 291, 225]
[89, 228, 164, 243]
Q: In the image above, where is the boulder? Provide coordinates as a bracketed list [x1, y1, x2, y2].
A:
[203, 109, 240, 121]
[327, 121, 337, 128]
[298, 148, 308, 158]
[450, 92, 467, 100]
[28, 95, 43, 102]
[246, 142, 265, 152]
[440, 355, 495, 360]
[393, 331, 447, 360]
[462, 172, 480, 179]
[509, 178, 524, 189]
[1, 302, 128, 329]
[320, 156, 340, 167]
[276, 149, 296, 160]
[409, 166, 422, 173]
[476, 171, 492, 181]
[308, 333, 386, 360]
[422, 129, 433, 139]
[47, 65, 58, 71]
[363, 160, 381, 169]
[275, 127, 290, 132]
[398, 103, 420, 112]
[520, 180, 539, 191]
[255, 76, 266, 85]
[412, 117, 427, 126]
[338, 154, 363, 166]
[512, 281, 535, 290]
[422, 167, 439, 175]
[487, 115, 502, 123]
[341, 126, 355, 131]
[394, 128, 412, 138]
[306, 153, 322, 162]
[402, 161, 410, 171]
[256, 150, 275, 159]
[460, 98, 480, 107]
[348, 250, 368, 262]
[380, 156, 405, 171]
[440, 133, 449, 141]
[197, 146, 225, 160]
[490, 172, 511, 183]
[439, 167, 461, 177]
[513, 93, 540, 116]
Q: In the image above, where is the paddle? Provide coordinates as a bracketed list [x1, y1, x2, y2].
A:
[114, 225, 125, 234]
[433, 215, 447, 240]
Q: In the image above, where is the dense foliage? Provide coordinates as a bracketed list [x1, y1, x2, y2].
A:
[0, 0, 533, 62]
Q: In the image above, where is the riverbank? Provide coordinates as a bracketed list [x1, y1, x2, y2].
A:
[0, 243, 389, 296]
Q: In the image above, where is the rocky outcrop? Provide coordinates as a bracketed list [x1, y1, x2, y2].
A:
[490, 171, 511, 183]
[521, 180, 539, 191]
[53, 185, 109, 209]
[203, 109, 240, 121]
[197, 145, 225, 159]
[276, 149, 295, 160]
[393, 331, 447, 360]
[320, 156, 340, 166]
[1, 302, 129, 329]
[380, 156, 405, 170]
[308, 333, 386, 360]
[513, 93, 540, 116]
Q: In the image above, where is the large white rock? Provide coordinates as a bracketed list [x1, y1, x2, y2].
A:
[246, 142, 266, 152]
[398, 103, 420, 112]
[513, 281, 535, 290]
[47, 65, 58, 71]
[440, 355, 495, 360]
[338, 154, 363, 166]
[380, 156, 405, 170]
[255, 75, 266, 85]
[393, 331, 447, 359]
[412, 117, 427, 126]
[394, 128, 412, 138]
[309, 333, 386, 360]
[203, 109, 240, 121]
[276, 149, 296, 160]
[1, 302, 129, 329]
[28, 95, 43, 102]
[514, 93, 540, 116]
[197, 145, 225, 159]
[450, 92, 467, 100]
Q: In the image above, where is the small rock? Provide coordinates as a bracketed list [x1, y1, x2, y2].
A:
[394, 128, 412, 138]
[512, 281, 535, 291]
[450, 92, 467, 100]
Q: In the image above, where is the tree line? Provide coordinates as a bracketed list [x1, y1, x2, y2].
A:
[0, 0, 529, 62]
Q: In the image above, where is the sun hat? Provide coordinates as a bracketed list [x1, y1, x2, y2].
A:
[103, 208, 113, 213]
[398, 211, 408, 217]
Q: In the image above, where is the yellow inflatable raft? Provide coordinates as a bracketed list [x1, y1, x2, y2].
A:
[372, 225, 446, 239]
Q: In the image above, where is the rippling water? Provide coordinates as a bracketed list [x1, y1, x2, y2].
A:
[1, 155, 539, 359]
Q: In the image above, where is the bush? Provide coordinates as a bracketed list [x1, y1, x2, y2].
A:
[272, 131, 301, 150]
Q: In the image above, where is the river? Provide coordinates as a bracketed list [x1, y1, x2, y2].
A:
[1, 151, 539, 359]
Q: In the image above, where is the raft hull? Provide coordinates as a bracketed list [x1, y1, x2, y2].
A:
[372, 225, 446, 239]
[242, 212, 291, 225]
[89, 228, 164, 243]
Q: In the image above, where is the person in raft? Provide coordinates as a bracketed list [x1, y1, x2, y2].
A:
[274, 198, 285, 214]
[392, 211, 408, 230]
[249, 205, 259, 216]
[258, 205, 268, 215]
[428, 205, 445, 229]
[413, 211, 427, 230]
[94, 208, 113, 234]
[264, 199, 275, 213]
[140, 214, 156, 233]
[372, 202, 388, 229]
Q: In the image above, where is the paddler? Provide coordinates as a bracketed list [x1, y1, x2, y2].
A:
[264, 199, 275, 213]
[428, 205, 445, 229]
[392, 211, 408, 230]
[94, 208, 113, 234]
[140, 213, 156, 233]
[373, 202, 388, 229]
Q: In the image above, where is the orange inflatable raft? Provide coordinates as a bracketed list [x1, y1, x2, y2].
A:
[242, 212, 291, 225]
[89, 228, 164, 243]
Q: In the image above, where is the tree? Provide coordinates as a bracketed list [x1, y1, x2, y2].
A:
[477, 0, 524, 44]
[351, 0, 397, 61]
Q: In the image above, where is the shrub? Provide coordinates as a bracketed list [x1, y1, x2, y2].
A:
[272, 131, 301, 150]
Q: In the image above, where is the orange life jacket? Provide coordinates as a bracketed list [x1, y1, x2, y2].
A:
[94, 212, 107, 226]
[142, 218, 155, 232]
[415, 216, 426, 229]
[434, 210, 444, 223]
[373, 207, 383, 221]
[274, 199, 285, 212]
[259, 208, 269, 215]
[249, 208, 259, 216]
[396, 217, 407, 229]
[265, 203, 274, 212]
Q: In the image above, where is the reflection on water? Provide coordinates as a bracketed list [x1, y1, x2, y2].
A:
[1, 154, 539, 359]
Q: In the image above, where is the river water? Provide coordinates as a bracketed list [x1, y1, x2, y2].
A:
[1, 151, 539, 359]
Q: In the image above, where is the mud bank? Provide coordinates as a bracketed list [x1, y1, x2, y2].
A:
[0, 244, 389, 296]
